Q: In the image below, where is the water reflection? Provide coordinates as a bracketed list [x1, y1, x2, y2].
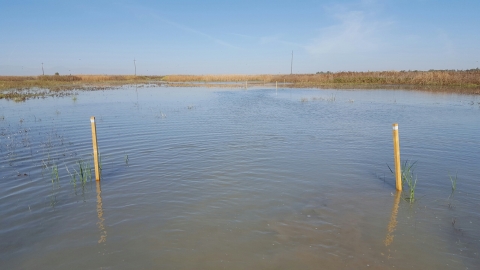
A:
[385, 191, 401, 246]
[96, 181, 107, 243]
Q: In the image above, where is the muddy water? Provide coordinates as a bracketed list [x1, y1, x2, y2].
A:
[1, 86, 479, 269]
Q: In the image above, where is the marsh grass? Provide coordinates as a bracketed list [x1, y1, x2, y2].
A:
[449, 172, 458, 198]
[66, 165, 77, 189]
[0, 75, 164, 91]
[0, 75, 165, 101]
[162, 70, 480, 93]
[76, 160, 92, 185]
[43, 162, 60, 207]
[401, 161, 417, 203]
[66, 159, 93, 193]
[51, 164, 60, 188]
[2, 71, 479, 101]
[388, 160, 418, 203]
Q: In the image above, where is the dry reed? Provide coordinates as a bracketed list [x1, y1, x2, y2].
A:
[163, 70, 480, 87]
[1, 70, 479, 100]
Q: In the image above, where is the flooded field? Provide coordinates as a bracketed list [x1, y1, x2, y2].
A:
[1, 86, 479, 269]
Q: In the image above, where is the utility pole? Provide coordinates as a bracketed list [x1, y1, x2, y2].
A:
[134, 58, 136, 76]
[290, 51, 293, 75]
[41, 62, 44, 75]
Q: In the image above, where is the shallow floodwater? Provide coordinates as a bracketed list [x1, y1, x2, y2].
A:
[1, 86, 479, 269]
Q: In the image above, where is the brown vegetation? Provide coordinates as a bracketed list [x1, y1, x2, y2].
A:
[163, 70, 480, 94]
[164, 70, 480, 88]
[1, 71, 479, 102]
[0, 75, 166, 101]
[0, 75, 164, 91]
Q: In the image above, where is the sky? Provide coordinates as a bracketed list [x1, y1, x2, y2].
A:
[1, 0, 479, 75]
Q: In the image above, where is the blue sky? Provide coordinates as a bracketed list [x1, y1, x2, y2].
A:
[1, 0, 479, 75]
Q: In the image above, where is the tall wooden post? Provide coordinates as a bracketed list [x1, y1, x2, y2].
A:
[392, 123, 401, 191]
[91, 116, 100, 181]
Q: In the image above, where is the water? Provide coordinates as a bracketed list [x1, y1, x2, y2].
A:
[1, 86, 479, 269]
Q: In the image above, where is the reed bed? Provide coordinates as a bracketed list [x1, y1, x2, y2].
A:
[163, 70, 480, 87]
[1, 70, 479, 101]
[163, 74, 276, 82]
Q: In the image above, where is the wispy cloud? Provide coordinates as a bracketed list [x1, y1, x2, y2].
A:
[231, 32, 303, 48]
[306, 3, 391, 55]
[259, 35, 303, 48]
[125, 3, 241, 50]
[160, 18, 241, 50]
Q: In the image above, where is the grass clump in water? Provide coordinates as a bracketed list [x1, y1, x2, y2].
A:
[449, 172, 458, 198]
[388, 160, 418, 203]
[51, 164, 60, 189]
[401, 160, 417, 203]
[76, 159, 92, 185]
[66, 159, 92, 190]
[66, 165, 77, 188]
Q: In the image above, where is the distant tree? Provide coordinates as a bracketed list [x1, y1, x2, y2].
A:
[55, 72, 59, 76]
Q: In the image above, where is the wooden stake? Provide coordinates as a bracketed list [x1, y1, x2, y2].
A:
[392, 123, 401, 191]
[91, 116, 100, 181]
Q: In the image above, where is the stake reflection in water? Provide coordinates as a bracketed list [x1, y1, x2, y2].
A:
[96, 181, 107, 243]
[385, 191, 401, 246]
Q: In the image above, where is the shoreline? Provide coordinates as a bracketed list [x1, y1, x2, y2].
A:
[1, 72, 480, 101]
